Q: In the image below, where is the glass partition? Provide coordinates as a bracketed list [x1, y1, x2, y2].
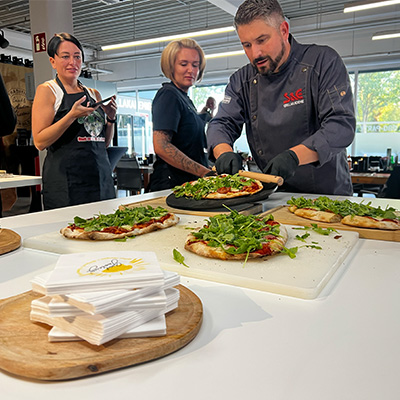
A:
[350, 70, 400, 163]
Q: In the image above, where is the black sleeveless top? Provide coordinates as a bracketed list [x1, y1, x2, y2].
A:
[42, 76, 115, 210]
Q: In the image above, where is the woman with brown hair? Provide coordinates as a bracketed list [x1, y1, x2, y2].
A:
[32, 33, 117, 209]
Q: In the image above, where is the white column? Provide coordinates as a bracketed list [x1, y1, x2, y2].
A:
[29, 0, 73, 88]
[29, 0, 73, 172]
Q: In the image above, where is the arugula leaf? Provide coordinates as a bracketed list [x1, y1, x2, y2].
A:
[173, 249, 189, 268]
[190, 211, 283, 256]
[295, 232, 310, 242]
[310, 223, 338, 235]
[173, 174, 258, 200]
[303, 245, 322, 250]
[291, 224, 337, 236]
[281, 246, 298, 259]
[287, 195, 399, 220]
[69, 206, 170, 231]
[114, 235, 136, 242]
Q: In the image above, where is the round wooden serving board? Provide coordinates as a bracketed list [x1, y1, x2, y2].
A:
[0, 228, 21, 255]
[0, 285, 202, 380]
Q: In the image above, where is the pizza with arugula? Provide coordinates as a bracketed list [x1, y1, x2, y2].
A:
[172, 173, 263, 200]
[61, 205, 179, 240]
[287, 196, 400, 230]
[184, 210, 288, 260]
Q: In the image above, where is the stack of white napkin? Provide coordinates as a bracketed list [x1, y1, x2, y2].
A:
[30, 251, 180, 346]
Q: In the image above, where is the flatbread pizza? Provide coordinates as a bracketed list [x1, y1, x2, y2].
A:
[184, 210, 288, 260]
[288, 205, 342, 223]
[61, 205, 179, 240]
[287, 196, 400, 230]
[341, 215, 400, 230]
[172, 173, 263, 200]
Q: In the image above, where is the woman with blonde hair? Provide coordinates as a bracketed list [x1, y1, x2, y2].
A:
[149, 38, 212, 191]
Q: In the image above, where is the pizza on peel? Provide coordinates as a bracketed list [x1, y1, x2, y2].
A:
[61, 205, 179, 240]
[184, 210, 288, 261]
[172, 173, 263, 200]
[287, 196, 400, 230]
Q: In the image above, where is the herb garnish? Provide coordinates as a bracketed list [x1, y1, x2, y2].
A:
[70, 205, 170, 232]
[173, 249, 190, 268]
[287, 196, 399, 220]
[281, 247, 298, 259]
[295, 232, 310, 242]
[293, 224, 338, 236]
[172, 174, 256, 200]
[190, 210, 283, 256]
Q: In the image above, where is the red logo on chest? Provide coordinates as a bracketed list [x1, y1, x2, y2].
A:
[283, 88, 303, 104]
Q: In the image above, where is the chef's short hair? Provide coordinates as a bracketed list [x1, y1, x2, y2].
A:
[234, 0, 285, 30]
[161, 38, 206, 82]
[47, 32, 84, 63]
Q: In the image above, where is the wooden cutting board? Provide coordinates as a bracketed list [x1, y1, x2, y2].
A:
[0, 285, 202, 381]
[0, 228, 21, 255]
[125, 196, 263, 216]
[263, 206, 400, 242]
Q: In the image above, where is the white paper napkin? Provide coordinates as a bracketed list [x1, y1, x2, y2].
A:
[31, 288, 180, 345]
[42, 251, 164, 294]
[48, 315, 167, 342]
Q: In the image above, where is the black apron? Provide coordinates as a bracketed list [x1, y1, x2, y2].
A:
[42, 77, 115, 210]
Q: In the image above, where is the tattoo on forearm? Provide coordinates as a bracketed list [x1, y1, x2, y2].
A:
[154, 130, 206, 176]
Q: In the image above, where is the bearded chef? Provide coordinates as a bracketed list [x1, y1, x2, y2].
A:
[207, 0, 355, 195]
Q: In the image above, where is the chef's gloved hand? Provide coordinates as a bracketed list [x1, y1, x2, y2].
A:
[204, 169, 217, 177]
[264, 150, 299, 181]
[215, 152, 243, 175]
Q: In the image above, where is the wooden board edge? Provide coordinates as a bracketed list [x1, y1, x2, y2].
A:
[0, 286, 203, 381]
[0, 228, 22, 255]
[260, 205, 285, 216]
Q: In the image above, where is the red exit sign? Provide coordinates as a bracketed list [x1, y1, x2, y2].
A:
[33, 33, 46, 53]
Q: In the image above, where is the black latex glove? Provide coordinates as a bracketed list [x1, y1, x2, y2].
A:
[214, 152, 243, 175]
[204, 169, 217, 177]
[264, 150, 299, 181]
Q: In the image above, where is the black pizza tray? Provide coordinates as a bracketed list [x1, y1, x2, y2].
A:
[166, 184, 277, 211]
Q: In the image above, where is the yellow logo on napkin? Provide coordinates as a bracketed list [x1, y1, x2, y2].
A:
[77, 257, 147, 277]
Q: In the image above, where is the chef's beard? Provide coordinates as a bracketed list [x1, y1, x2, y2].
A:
[253, 40, 286, 76]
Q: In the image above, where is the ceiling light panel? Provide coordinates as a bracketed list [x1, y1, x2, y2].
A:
[344, 0, 400, 13]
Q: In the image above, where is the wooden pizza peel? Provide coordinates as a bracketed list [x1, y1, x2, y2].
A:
[0, 285, 202, 380]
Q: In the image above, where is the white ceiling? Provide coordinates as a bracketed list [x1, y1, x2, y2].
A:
[2, 1, 400, 90]
[0, 0, 384, 50]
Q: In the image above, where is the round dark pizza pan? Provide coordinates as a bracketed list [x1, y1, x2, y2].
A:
[166, 183, 277, 211]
